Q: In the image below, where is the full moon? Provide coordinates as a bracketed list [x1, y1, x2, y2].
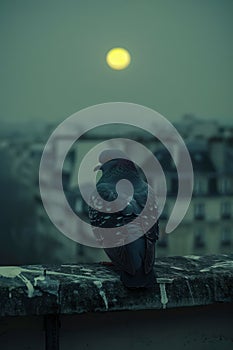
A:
[106, 48, 131, 70]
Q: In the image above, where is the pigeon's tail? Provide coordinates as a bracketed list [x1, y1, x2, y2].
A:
[120, 267, 156, 289]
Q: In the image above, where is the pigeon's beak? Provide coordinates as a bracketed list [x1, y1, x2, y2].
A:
[94, 164, 101, 172]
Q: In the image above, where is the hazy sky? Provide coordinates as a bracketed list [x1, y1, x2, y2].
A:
[1, 0, 233, 124]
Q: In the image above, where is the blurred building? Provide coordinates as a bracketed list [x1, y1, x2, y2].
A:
[154, 124, 233, 257]
[2, 117, 232, 263]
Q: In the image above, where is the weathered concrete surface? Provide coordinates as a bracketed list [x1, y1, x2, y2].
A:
[0, 254, 232, 317]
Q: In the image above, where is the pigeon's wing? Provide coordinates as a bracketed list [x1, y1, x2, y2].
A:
[133, 182, 159, 237]
[89, 182, 142, 275]
[89, 182, 159, 276]
[138, 185, 159, 274]
[88, 182, 117, 243]
[88, 182, 127, 244]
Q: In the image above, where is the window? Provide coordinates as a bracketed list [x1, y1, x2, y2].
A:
[194, 178, 205, 195]
[221, 227, 231, 246]
[194, 203, 205, 220]
[221, 202, 231, 219]
[194, 228, 205, 248]
[208, 176, 217, 194]
[219, 178, 231, 195]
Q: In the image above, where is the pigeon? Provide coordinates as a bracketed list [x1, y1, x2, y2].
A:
[88, 149, 159, 289]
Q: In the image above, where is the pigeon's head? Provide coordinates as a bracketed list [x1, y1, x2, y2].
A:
[94, 149, 139, 179]
[94, 149, 128, 171]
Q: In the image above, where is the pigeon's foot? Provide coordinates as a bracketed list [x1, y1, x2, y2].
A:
[121, 268, 156, 288]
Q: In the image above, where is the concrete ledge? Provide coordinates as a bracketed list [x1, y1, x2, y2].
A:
[0, 254, 233, 317]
